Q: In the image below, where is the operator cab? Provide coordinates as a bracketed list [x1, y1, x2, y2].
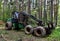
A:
[18, 11, 28, 26]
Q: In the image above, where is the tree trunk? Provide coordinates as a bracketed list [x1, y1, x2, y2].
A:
[28, 0, 31, 14]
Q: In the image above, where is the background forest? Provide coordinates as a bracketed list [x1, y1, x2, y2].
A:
[0, 0, 60, 41]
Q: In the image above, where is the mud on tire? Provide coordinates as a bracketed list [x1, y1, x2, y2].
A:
[34, 26, 46, 37]
[24, 25, 33, 34]
[5, 22, 12, 30]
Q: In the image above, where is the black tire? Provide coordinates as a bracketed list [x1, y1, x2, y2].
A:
[34, 26, 46, 37]
[52, 23, 56, 29]
[5, 22, 12, 30]
[48, 22, 56, 29]
[24, 25, 33, 34]
[45, 27, 52, 35]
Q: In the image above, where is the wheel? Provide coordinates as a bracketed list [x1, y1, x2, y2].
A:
[52, 23, 56, 29]
[48, 22, 56, 29]
[34, 26, 46, 37]
[45, 27, 52, 35]
[24, 25, 33, 34]
[5, 22, 12, 30]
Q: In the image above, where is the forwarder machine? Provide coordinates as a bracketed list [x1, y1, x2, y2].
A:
[5, 11, 56, 37]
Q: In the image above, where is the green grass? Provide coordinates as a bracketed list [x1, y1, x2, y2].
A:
[46, 27, 60, 41]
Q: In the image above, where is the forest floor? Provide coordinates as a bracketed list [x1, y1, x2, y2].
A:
[0, 25, 60, 41]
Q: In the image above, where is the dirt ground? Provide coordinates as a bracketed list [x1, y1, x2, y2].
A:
[0, 26, 60, 41]
[0, 30, 47, 41]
